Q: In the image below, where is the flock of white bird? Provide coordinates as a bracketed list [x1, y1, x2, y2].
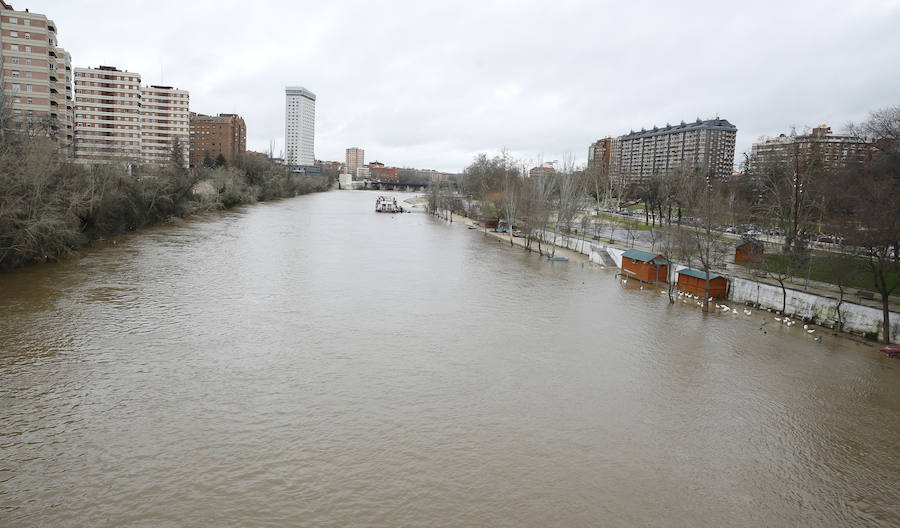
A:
[621, 279, 824, 340]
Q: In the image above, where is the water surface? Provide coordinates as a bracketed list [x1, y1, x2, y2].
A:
[2, 190, 899, 527]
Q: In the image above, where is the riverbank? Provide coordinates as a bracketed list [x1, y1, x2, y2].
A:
[449, 212, 591, 263]
[0, 142, 330, 272]
[434, 207, 897, 344]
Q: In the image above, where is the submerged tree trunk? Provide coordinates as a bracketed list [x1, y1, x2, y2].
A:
[836, 285, 844, 329]
[703, 273, 710, 312]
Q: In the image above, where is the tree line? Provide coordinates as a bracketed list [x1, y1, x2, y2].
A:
[429, 105, 899, 343]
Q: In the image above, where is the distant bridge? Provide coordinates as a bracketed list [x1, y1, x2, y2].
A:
[355, 180, 428, 192]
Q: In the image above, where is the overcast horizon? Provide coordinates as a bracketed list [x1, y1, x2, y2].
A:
[30, 0, 900, 172]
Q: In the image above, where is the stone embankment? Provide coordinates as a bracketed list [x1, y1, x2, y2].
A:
[597, 244, 898, 343]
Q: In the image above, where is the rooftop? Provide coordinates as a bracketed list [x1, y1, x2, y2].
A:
[622, 248, 668, 265]
[286, 86, 316, 100]
[678, 268, 724, 281]
[620, 118, 737, 141]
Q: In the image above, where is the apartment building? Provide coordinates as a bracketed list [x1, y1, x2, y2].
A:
[751, 125, 869, 173]
[529, 164, 556, 179]
[189, 112, 246, 168]
[587, 137, 613, 171]
[345, 147, 364, 174]
[141, 84, 189, 167]
[73, 66, 142, 162]
[605, 118, 737, 185]
[0, 1, 74, 150]
[285, 86, 315, 166]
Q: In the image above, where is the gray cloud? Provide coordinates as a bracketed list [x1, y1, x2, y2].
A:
[34, 0, 900, 171]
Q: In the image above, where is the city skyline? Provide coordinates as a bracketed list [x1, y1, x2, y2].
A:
[15, 0, 900, 171]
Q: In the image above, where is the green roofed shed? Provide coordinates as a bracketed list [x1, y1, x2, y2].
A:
[677, 268, 723, 281]
[676, 267, 728, 298]
[621, 248, 668, 265]
[620, 248, 669, 283]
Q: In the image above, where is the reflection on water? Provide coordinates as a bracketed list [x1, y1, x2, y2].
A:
[1, 191, 899, 527]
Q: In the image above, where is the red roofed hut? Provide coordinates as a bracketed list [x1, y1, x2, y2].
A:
[735, 239, 763, 263]
[676, 268, 728, 298]
[620, 249, 669, 283]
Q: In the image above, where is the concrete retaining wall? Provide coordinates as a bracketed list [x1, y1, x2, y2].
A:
[531, 228, 898, 343]
[728, 276, 899, 342]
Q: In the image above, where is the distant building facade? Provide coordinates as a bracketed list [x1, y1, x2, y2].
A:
[587, 137, 613, 171]
[750, 125, 869, 173]
[189, 112, 246, 168]
[590, 118, 737, 187]
[345, 147, 364, 174]
[370, 166, 399, 180]
[0, 1, 74, 150]
[73, 65, 142, 162]
[141, 84, 189, 167]
[610, 118, 737, 185]
[529, 164, 556, 178]
[285, 86, 315, 166]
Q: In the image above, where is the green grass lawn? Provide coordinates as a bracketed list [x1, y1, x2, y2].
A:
[734, 252, 900, 294]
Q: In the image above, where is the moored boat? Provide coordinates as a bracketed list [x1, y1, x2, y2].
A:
[375, 195, 402, 213]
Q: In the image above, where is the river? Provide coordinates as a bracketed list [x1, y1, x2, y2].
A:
[1, 190, 899, 527]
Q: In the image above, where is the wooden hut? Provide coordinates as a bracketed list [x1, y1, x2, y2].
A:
[735, 239, 763, 263]
[620, 249, 669, 283]
[676, 268, 728, 298]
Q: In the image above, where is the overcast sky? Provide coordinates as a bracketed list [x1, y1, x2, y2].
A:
[30, 0, 900, 172]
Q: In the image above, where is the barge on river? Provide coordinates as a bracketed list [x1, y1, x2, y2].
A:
[375, 195, 403, 213]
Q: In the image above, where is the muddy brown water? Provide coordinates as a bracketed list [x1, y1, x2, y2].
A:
[2, 191, 899, 526]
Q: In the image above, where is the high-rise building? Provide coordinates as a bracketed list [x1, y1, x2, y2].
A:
[751, 125, 869, 173]
[73, 66, 142, 162]
[587, 138, 613, 171]
[285, 86, 315, 166]
[0, 1, 74, 150]
[141, 84, 189, 167]
[189, 112, 246, 168]
[605, 118, 737, 185]
[345, 147, 364, 174]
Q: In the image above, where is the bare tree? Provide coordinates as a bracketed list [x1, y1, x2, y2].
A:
[550, 156, 583, 258]
[500, 154, 521, 246]
[677, 164, 730, 312]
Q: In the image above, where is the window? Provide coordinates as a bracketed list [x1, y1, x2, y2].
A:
[27, 98, 32, 104]
[10, 44, 18, 51]
[13, 97, 21, 103]
[23, 19, 29, 26]
[10, 31, 18, 37]
[24, 33, 30, 39]
[26, 85, 32, 92]
[25, 59, 30, 65]
[12, 84, 21, 91]
[24, 46, 30, 52]
[25, 72, 32, 78]
[11, 71, 19, 77]
[10, 17, 17, 23]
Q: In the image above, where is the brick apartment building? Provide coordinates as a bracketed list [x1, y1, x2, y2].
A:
[751, 124, 869, 173]
[189, 112, 246, 168]
[345, 147, 364, 174]
[0, 1, 74, 150]
[73, 66, 142, 162]
[590, 118, 737, 187]
[141, 84, 189, 167]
